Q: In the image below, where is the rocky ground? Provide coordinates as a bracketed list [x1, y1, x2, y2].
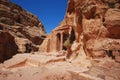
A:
[0, 52, 120, 80]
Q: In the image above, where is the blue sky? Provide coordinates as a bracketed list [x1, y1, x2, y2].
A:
[10, 0, 68, 34]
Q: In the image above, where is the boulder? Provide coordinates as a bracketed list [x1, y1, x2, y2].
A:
[105, 9, 120, 39]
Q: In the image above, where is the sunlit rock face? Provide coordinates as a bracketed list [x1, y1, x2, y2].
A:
[39, 0, 120, 60]
[38, 1, 120, 80]
[0, 0, 46, 62]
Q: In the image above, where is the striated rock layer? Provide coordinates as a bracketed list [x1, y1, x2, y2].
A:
[0, 0, 46, 62]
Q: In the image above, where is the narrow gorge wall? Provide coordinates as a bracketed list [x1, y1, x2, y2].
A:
[0, 0, 46, 62]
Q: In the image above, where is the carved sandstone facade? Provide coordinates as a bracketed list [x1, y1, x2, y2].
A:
[39, 25, 74, 52]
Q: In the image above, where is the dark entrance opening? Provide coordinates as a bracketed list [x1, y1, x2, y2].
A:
[105, 50, 115, 59]
[0, 26, 3, 30]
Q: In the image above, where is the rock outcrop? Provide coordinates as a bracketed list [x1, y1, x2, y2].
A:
[0, 32, 18, 63]
[39, 2, 120, 79]
[39, 0, 120, 61]
[0, 53, 120, 80]
[105, 9, 120, 39]
[0, 0, 46, 62]
[38, 1, 120, 79]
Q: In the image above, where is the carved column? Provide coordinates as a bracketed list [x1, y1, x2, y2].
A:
[60, 32, 63, 50]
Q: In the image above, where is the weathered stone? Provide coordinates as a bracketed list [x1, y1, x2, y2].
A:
[0, 0, 46, 41]
[112, 50, 119, 56]
[0, 0, 46, 62]
[115, 56, 120, 62]
[83, 19, 109, 41]
[39, 0, 120, 61]
[82, 5, 96, 19]
[105, 9, 120, 39]
[86, 38, 120, 58]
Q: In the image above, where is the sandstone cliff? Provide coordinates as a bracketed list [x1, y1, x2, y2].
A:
[0, 0, 46, 62]
[39, 0, 120, 62]
[38, 1, 120, 79]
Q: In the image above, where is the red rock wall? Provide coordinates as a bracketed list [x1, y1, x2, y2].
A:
[39, 0, 120, 61]
[0, 32, 18, 63]
[0, 0, 46, 62]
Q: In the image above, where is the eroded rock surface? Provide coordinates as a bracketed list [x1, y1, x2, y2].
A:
[38, 0, 120, 79]
[0, 0, 46, 62]
[0, 32, 18, 63]
[0, 53, 120, 80]
[39, 0, 120, 60]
